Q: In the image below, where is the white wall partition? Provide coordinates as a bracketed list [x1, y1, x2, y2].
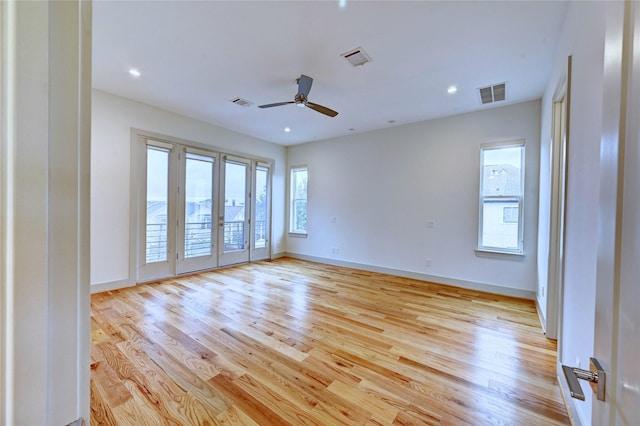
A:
[537, 2, 606, 425]
[287, 100, 541, 297]
[91, 90, 287, 290]
[1, 1, 91, 423]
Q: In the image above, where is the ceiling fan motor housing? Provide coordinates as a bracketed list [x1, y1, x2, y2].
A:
[294, 94, 307, 107]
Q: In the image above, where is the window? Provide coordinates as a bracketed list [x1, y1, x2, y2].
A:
[503, 207, 519, 223]
[478, 141, 524, 254]
[290, 166, 308, 234]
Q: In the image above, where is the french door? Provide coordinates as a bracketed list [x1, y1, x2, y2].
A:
[176, 148, 218, 274]
[251, 162, 271, 261]
[218, 156, 250, 266]
[137, 137, 271, 282]
[139, 140, 176, 282]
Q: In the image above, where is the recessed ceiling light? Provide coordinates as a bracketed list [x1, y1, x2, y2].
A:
[128, 68, 141, 78]
[284, 127, 291, 133]
[447, 85, 458, 94]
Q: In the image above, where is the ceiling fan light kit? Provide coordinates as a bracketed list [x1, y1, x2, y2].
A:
[258, 74, 339, 117]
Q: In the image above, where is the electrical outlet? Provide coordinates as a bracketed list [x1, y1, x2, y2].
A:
[330, 215, 336, 223]
[425, 258, 432, 267]
[331, 247, 340, 254]
[426, 219, 435, 229]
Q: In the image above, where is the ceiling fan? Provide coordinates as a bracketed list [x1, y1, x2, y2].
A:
[258, 74, 338, 117]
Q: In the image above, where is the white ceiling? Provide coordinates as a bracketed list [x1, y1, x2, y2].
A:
[92, 1, 569, 146]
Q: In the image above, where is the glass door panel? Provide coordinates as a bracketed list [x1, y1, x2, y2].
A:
[219, 156, 250, 266]
[251, 163, 271, 261]
[139, 140, 176, 282]
[146, 147, 170, 263]
[177, 150, 218, 274]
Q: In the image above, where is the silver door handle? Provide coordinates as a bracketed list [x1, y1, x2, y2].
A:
[562, 357, 606, 401]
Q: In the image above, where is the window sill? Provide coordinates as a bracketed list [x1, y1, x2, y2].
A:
[289, 232, 307, 238]
[475, 249, 524, 261]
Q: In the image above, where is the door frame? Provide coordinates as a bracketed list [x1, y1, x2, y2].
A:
[545, 56, 571, 341]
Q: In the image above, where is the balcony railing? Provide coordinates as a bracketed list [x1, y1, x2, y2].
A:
[146, 223, 168, 263]
[254, 220, 267, 248]
[147, 220, 268, 261]
[224, 221, 245, 251]
[184, 221, 212, 258]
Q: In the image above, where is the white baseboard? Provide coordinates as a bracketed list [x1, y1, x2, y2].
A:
[536, 298, 547, 334]
[90, 278, 134, 294]
[271, 251, 288, 259]
[283, 252, 536, 300]
[91, 253, 536, 300]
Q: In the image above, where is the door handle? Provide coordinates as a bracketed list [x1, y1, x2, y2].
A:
[562, 357, 606, 401]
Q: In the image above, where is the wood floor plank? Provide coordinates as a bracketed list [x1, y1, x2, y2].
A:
[91, 257, 570, 425]
[90, 378, 119, 426]
[207, 374, 291, 425]
[216, 405, 260, 425]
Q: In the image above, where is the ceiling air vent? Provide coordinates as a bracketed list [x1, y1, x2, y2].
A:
[341, 47, 372, 67]
[478, 82, 506, 104]
[230, 97, 253, 107]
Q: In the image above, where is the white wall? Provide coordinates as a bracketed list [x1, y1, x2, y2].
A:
[287, 100, 541, 297]
[537, 2, 606, 425]
[91, 89, 287, 288]
[1, 1, 91, 423]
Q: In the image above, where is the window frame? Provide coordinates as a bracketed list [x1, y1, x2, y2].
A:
[477, 140, 525, 256]
[289, 165, 308, 236]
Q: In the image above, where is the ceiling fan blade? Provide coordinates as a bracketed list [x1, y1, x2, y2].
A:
[258, 101, 295, 109]
[307, 102, 338, 117]
[297, 75, 313, 98]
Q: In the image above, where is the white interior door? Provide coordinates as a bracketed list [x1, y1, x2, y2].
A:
[218, 155, 251, 266]
[251, 162, 271, 261]
[592, 1, 640, 423]
[176, 148, 218, 274]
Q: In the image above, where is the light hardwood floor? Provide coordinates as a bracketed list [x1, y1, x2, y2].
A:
[90, 257, 570, 425]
